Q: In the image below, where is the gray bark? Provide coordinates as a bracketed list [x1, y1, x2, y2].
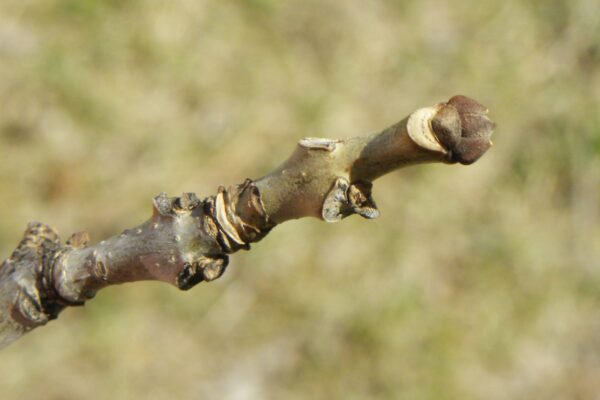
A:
[0, 95, 495, 349]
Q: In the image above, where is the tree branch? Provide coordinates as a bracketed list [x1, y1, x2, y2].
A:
[0, 95, 495, 348]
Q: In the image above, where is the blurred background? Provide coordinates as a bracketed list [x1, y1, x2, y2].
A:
[1, 0, 600, 399]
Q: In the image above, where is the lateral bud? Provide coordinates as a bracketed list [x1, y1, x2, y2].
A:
[174, 192, 201, 212]
[66, 231, 90, 248]
[176, 255, 229, 290]
[322, 178, 379, 222]
[153, 192, 175, 217]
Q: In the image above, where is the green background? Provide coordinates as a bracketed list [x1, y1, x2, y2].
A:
[1, 0, 600, 398]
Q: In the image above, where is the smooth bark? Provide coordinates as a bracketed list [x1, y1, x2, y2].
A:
[0, 95, 495, 348]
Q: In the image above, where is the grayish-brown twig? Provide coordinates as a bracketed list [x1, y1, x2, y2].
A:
[0, 95, 495, 348]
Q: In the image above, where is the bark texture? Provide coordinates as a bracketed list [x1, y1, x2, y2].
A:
[0, 95, 495, 348]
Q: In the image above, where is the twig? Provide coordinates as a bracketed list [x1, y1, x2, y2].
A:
[0, 95, 495, 348]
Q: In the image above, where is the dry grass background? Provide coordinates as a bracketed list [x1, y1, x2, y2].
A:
[1, 0, 600, 399]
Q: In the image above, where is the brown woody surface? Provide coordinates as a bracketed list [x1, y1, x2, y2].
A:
[0, 96, 494, 348]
